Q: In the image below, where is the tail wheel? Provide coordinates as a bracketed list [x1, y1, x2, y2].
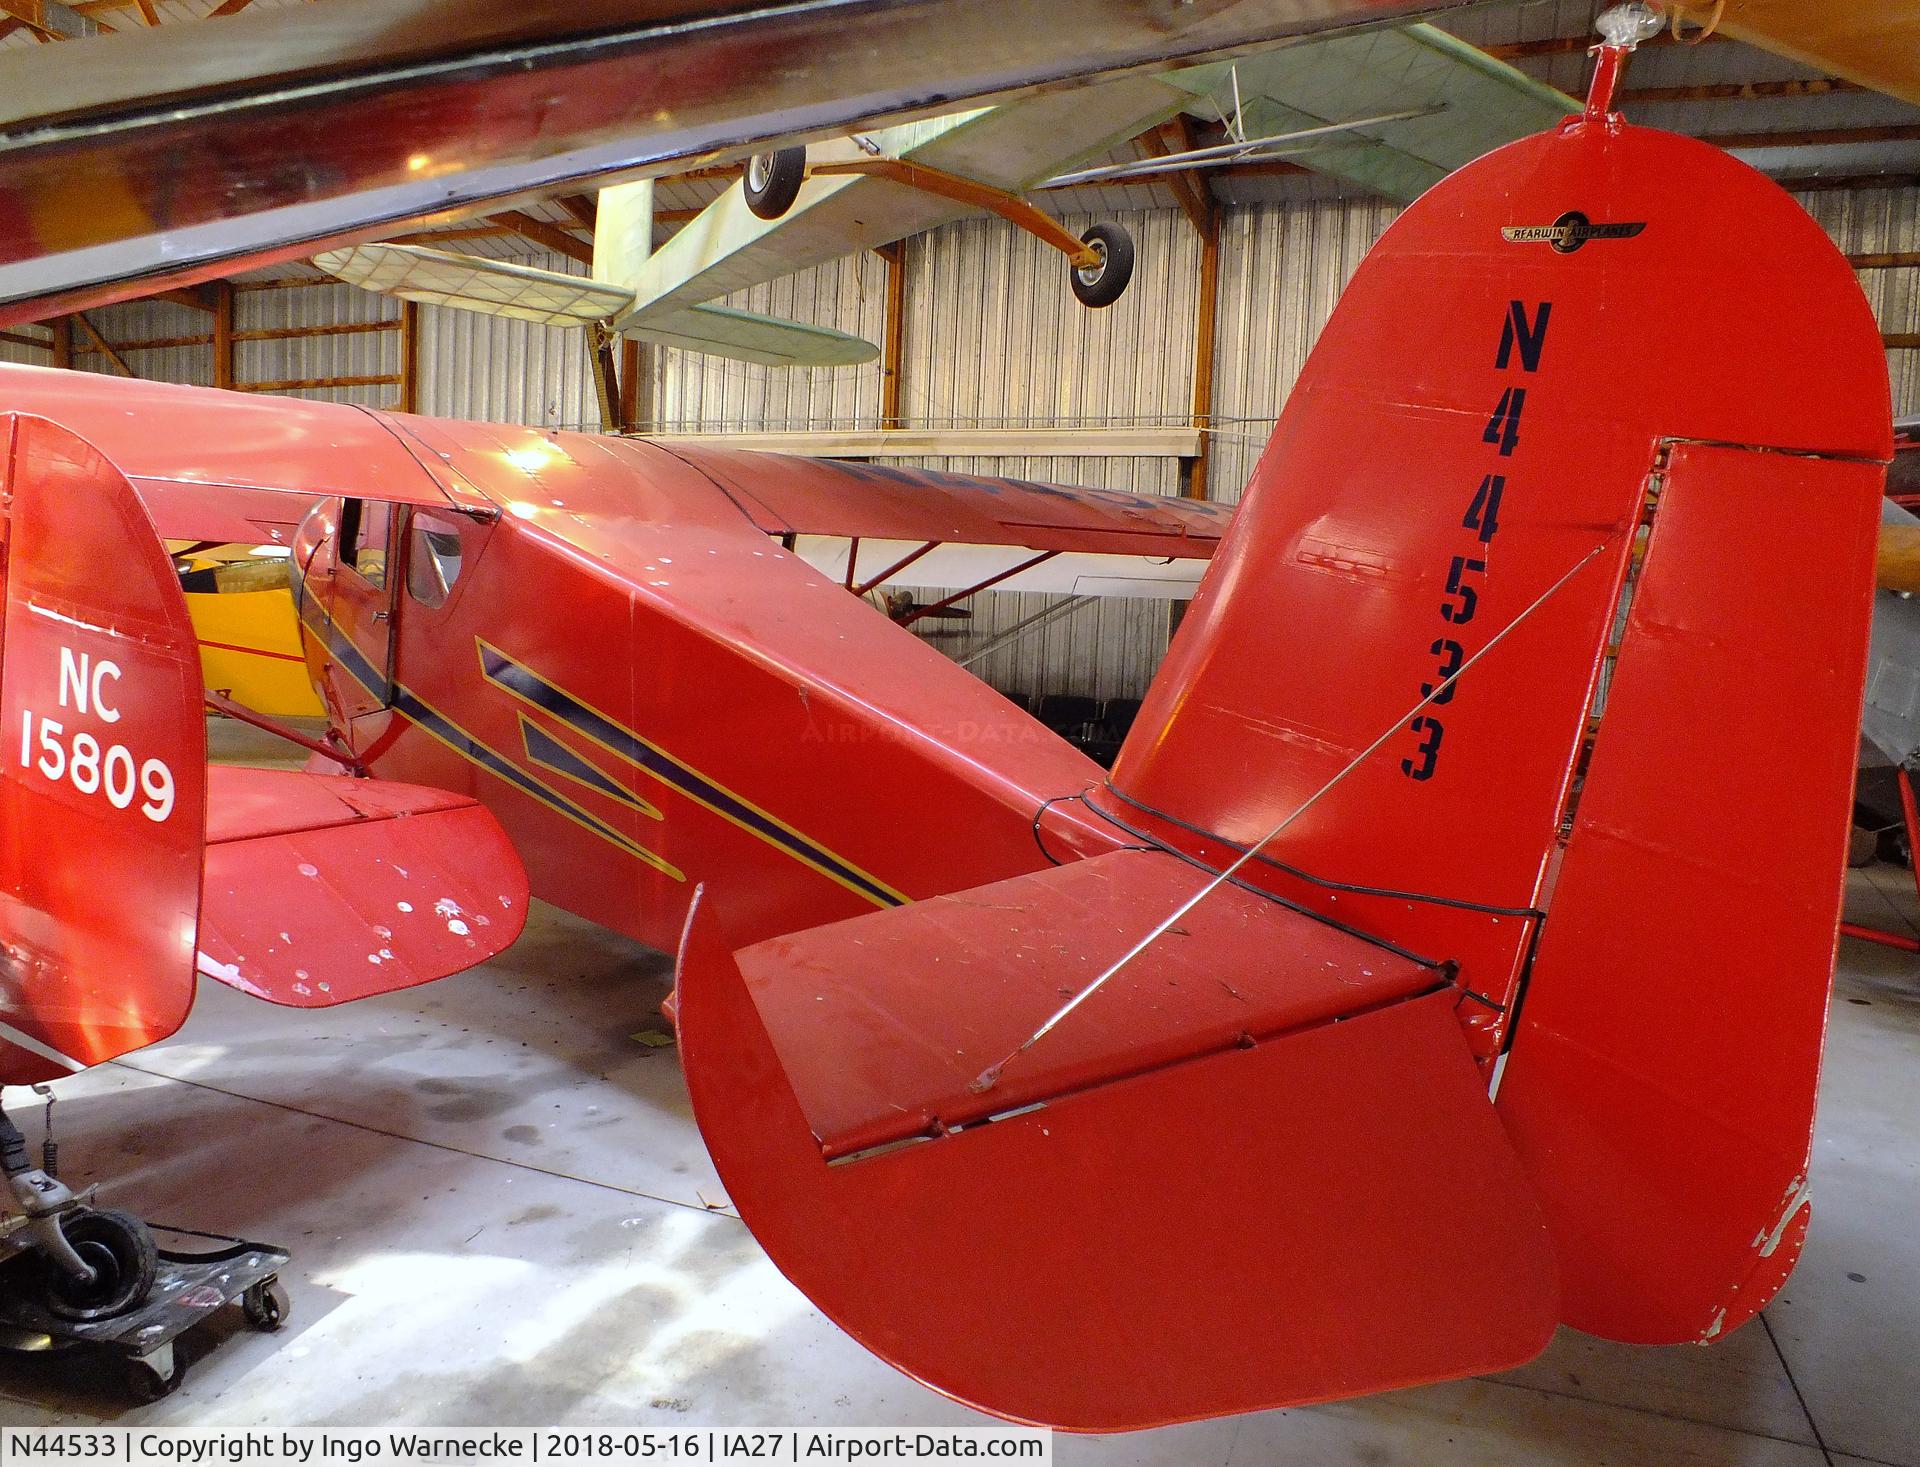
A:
[40, 1208, 158, 1322]
[1070, 222, 1135, 309]
[744, 147, 807, 220]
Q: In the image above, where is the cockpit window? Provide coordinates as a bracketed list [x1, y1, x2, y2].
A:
[340, 498, 391, 588]
[406, 509, 466, 610]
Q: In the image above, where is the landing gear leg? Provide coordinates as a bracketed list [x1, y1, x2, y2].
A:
[0, 1101, 96, 1290]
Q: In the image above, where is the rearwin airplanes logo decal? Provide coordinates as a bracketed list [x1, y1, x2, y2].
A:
[1502, 211, 1647, 255]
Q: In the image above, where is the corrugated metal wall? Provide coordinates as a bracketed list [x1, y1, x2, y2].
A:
[1798, 187, 1920, 417]
[28, 186, 1920, 704]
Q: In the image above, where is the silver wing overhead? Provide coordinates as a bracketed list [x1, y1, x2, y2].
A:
[0, 0, 1475, 326]
[314, 245, 636, 328]
[312, 243, 878, 366]
[1191, 24, 1579, 202]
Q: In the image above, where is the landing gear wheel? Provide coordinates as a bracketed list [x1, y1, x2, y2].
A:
[1069, 222, 1134, 308]
[241, 1276, 290, 1332]
[744, 147, 807, 220]
[40, 1208, 158, 1323]
[121, 1347, 183, 1403]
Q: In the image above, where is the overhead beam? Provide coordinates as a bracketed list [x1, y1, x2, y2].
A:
[1699, 123, 1920, 150]
[1485, 32, 1716, 60]
[1783, 172, 1920, 194]
[1621, 78, 1864, 103]
[72, 312, 133, 376]
[556, 194, 600, 230]
[1851, 251, 1920, 270]
[1136, 121, 1216, 241]
[0, 0, 104, 38]
[486, 210, 594, 265]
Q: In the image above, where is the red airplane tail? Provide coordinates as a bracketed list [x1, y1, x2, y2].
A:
[0, 415, 530, 1085]
[677, 117, 1891, 1427]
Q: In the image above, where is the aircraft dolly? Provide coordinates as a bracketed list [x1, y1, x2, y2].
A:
[0, 1100, 291, 1402]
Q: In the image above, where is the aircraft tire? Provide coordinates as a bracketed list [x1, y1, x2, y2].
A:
[744, 147, 807, 220]
[40, 1208, 159, 1322]
[1070, 223, 1134, 308]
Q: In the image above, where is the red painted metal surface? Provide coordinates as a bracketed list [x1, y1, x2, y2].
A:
[0, 414, 206, 1082]
[734, 847, 1439, 1158]
[1105, 120, 1891, 1067]
[1496, 443, 1883, 1345]
[198, 765, 528, 1007]
[660, 444, 1232, 553]
[0, 410, 530, 1081]
[677, 887, 1557, 1431]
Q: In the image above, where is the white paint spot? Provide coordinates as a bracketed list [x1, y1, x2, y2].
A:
[297, 863, 319, 878]
[397, 901, 414, 914]
[195, 952, 245, 984]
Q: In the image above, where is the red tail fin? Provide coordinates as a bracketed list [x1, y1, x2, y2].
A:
[0, 414, 208, 1080]
[1104, 121, 1888, 1342]
[0, 415, 530, 1084]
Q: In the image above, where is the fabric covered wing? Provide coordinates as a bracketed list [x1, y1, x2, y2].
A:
[645, 441, 1232, 559]
[197, 765, 529, 1006]
[315, 244, 637, 328]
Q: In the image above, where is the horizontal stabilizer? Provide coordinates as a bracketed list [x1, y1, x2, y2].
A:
[197, 765, 529, 1007]
[313, 244, 634, 328]
[677, 856, 1559, 1429]
[626, 302, 879, 368]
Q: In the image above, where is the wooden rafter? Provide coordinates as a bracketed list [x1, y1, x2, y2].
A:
[1699, 122, 1920, 149]
[72, 313, 134, 377]
[556, 194, 599, 230]
[486, 210, 593, 265]
[1621, 78, 1864, 103]
[1485, 32, 1716, 60]
[1134, 120, 1216, 241]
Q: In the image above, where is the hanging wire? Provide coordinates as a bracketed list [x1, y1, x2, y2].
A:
[968, 537, 1618, 1094]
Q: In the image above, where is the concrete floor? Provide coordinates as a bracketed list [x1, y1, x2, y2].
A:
[0, 737, 1916, 1462]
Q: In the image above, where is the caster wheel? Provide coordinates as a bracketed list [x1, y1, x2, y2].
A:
[41, 1208, 158, 1322]
[1069, 222, 1134, 308]
[242, 1277, 290, 1332]
[122, 1349, 183, 1403]
[743, 146, 806, 220]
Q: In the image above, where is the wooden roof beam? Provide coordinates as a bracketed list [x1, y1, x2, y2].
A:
[556, 194, 599, 230]
[1700, 122, 1920, 149]
[1621, 78, 1865, 103]
[0, 0, 106, 37]
[72, 313, 134, 377]
[486, 209, 593, 265]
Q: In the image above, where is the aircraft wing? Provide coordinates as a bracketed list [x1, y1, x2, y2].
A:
[1695, 2, 1920, 106]
[1182, 23, 1578, 203]
[314, 244, 638, 329]
[650, 441, 1232, 598]
[624, 73, 1196, 325]
[0, 363, 488, 547]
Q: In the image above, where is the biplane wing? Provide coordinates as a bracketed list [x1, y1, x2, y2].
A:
[0, 411, 528, 1086]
